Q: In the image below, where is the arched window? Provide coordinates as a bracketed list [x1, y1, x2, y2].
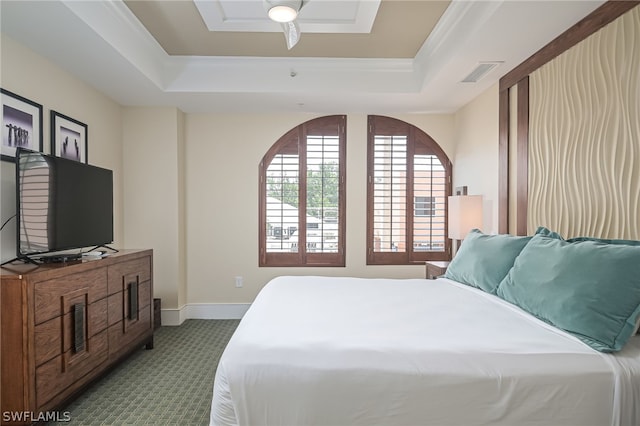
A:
[367, 115, 452, 265]
[259, 116, 346, 267]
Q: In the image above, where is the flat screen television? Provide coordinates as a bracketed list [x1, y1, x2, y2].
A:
[15, 147, 113, 259]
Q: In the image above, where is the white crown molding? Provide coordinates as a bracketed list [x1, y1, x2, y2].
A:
[58, 0, 511, 97]
[61, 0, 169, 88]
[59, 0, 452, 96]
[164, 56, 417, 93]
[413, 0, 504, 88]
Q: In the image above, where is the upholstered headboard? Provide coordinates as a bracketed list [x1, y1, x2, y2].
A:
[498, 2, 639, 239]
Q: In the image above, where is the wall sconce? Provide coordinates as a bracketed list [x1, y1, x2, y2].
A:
[448, 186, 483, 244]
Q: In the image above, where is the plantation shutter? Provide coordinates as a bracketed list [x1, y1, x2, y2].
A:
[413, 143, 447, 254]
[260, 115, 346, 267]
[372, 134, 407, 253]
[367, 115, 452, 265]
[265, 134, 300, 253]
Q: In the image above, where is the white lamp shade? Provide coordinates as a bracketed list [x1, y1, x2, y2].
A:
[448, 195, 483, 240]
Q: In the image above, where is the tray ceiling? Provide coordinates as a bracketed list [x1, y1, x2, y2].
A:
[0, 0, 606, 113]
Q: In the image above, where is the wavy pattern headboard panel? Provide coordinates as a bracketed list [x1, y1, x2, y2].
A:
[528, 7, 639, 239]
[498, 2, 640, 239]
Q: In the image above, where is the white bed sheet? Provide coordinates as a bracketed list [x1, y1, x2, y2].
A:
[210, 276, 640, 426]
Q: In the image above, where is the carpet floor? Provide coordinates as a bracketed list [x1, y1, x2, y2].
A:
[50, 319, 239, 425]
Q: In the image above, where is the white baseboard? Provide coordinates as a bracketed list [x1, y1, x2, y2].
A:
[160, 308, 186, 326]
[160, 303, 250, 326]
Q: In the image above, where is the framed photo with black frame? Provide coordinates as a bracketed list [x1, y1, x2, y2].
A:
[51, 110, 88, 163]
[1, 88, 43, 162]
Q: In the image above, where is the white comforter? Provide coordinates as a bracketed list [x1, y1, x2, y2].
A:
[210, 276, 640, 426]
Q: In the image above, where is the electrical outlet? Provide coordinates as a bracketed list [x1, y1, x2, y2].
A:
[235, 276, 243, 288]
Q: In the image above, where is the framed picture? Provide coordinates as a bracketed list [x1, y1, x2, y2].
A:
[1, 88, 43, 162]
[51, 110, 88, 163]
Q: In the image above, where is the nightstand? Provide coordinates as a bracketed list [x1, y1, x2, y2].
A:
[425, 261, 450, 279]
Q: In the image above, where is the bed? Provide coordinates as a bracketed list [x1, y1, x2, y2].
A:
[210, 263, 640, 425]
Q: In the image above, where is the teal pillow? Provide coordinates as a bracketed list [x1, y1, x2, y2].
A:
[567, 236, 640, 246]
[533, 226, 640, 246]
[497, 234, 640, 352]
[535, 226, 564, 240]
[566, 234, 640, 336]
[541, 230, 640, 336]
[444, 229, 532, 293]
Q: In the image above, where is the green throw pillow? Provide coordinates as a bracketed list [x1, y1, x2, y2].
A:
[534, 226, 564, 240]
[444, 229, 532, 293]
[533, 225, 639, 247]
[497, 234, 640, 352]
[566, 236, 640, 246]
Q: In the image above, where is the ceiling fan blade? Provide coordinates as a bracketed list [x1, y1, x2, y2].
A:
[281, 20, 300, 50]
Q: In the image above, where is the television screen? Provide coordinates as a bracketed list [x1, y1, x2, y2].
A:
[16, 148, 113, 257]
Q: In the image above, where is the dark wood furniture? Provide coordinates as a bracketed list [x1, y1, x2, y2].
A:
[425, 261, 450, 279]
[1, 249, 153, 424]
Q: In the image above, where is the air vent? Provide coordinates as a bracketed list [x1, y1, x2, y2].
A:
[461, 62, 502, 83]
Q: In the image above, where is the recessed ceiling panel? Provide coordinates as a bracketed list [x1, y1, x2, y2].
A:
[125, 0, 449, 58]
[194, 0, 380, 33]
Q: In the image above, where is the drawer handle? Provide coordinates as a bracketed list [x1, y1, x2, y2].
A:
[128, 281, 139, 320]
[73, 303, 85, 353]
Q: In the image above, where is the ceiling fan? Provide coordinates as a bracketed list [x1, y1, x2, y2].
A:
[264, 0, 307, 49]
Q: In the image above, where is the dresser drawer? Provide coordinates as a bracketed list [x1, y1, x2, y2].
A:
[35, 328, 108, 408]
[107, 280, 151, 324]
[108, 304, 152, 360]
[34, 268, 108, 325]
[107, 256, 151, 295]
[35, 298, 108, 367]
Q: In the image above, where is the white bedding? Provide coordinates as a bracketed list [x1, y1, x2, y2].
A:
[210, 276, 640, 426]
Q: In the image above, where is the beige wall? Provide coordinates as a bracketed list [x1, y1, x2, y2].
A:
[184, 113, 456, 304]
[452, 83, 500, 234]
[122, 107, 187, 309]
[0, 35, 124, 263]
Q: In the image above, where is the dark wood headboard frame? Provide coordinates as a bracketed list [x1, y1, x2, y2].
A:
[497, 1, 639, 235]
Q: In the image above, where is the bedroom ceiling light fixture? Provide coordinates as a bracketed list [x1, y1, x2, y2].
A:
[268, 4, 299, 23]
[265, 0, 305, 49]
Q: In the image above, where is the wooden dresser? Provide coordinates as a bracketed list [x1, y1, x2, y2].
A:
[1, 249, 153, 424]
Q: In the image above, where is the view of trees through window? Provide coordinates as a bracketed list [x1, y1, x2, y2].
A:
[259, 116, 346, 267]
[267, 162, 339, 221]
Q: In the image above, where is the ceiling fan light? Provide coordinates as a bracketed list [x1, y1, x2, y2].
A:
[268, 6, 298, 23]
